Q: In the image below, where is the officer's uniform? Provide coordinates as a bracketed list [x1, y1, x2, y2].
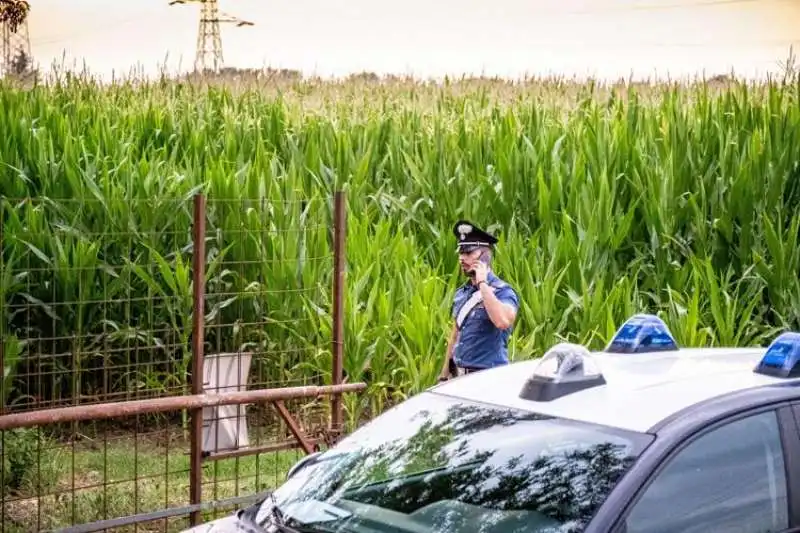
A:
[449, 221, 520, 375]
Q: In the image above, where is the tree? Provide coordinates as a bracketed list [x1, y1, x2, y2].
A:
[0, 0, 30, 33]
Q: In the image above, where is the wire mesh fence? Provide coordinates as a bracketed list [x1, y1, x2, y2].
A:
[0, 191, 353, 532]
[0, 398, 329, 532]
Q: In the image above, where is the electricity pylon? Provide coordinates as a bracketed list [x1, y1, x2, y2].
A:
[169, 0, 254, 73]
[1, 15, 32, 77]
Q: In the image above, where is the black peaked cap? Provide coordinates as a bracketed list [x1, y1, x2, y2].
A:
[453, 220, 498, 252]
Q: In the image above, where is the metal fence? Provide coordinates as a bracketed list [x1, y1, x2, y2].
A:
[0, 191, 362, 532]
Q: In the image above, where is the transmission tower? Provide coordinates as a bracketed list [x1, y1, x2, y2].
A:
[1, 16, 32, 77]
[169, 0, 254, 73]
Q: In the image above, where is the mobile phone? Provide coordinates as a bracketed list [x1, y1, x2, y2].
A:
[467, 250, 489, 278]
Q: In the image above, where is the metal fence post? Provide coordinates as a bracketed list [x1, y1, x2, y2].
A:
[0, 196, 5, 417]
[331, 191, 346, 437]
[0, 196, 5, 533]
[189, 193, 207, 527]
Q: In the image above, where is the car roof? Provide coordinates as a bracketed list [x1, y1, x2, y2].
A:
[429, 346, 800, 434]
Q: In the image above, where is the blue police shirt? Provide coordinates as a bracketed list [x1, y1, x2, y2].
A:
[451, 272, 519, 369]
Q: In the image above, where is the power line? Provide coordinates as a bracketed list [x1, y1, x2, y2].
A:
[555, 0, 798, 14]
[556, 38, 800, 48]
[612, 0, 795, 11]
[31, 16, 148, 47]
[37, 26, 799, 51]
[28, 0, 800, 58]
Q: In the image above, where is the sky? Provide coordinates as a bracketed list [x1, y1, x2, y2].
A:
[27, 0, 800, 82]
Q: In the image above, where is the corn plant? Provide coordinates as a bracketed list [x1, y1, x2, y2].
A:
[1, 70, 800, 423]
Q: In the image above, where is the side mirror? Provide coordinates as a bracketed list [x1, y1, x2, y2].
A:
[286, 451, 323, 480]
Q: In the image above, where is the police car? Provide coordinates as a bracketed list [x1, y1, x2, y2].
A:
[183, 313, 800, 533]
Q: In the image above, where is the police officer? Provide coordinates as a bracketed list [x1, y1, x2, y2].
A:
[439, 220, 520, 381]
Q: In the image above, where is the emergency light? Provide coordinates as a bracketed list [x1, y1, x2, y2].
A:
[606, 314, 678, 354]
[519, 342, 606, 402]
[754, 332, 800, 378]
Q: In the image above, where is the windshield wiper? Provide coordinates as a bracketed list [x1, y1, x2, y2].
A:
[243, 493, 297, 533]
[268, 496, 300, 533]
[245, 494, 331, 533]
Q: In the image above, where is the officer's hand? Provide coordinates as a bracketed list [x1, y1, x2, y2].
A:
[472, 261, 488, 284]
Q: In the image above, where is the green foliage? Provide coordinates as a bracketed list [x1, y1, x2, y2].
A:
[0, 428, 58, 493]
[1, 73, 800, 418]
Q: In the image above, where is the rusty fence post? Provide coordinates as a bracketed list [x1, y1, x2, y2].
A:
[0, 197, 5, 533]
[0, 196, 5, 417]
[331, 191, 346, 438]
[189, 193, 207, 527]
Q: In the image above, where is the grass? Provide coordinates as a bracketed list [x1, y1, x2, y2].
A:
[1, 424, 303, 532]
[3, 62, 800, 473]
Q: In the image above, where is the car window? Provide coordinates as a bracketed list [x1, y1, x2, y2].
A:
[623, 410, 789, 533]
[263, 392, 654, 533]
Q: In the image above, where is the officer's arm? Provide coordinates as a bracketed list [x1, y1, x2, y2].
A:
[480, 284, 517, 330]
[440, 324, 459, 379]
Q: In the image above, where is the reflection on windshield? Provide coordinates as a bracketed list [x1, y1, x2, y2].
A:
[266, 393, 651, 533]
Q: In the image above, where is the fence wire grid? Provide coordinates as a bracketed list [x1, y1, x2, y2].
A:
[0, 192, 351, 533]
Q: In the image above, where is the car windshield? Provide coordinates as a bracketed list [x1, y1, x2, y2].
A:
[253, 392, 653, 533]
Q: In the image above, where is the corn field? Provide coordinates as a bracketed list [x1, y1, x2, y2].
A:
[2, 70, 800, 423]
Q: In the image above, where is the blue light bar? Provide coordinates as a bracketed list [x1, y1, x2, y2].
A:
[519, 343, 606, 402]
[606, 314, 678, 354]
[754, 332, 800, 378]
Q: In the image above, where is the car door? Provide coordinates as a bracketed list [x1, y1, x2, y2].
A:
[609, 404, 800, 533]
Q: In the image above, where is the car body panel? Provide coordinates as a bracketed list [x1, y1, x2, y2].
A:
[181, 337, 800, 533]
[430, 347, 799, 433]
